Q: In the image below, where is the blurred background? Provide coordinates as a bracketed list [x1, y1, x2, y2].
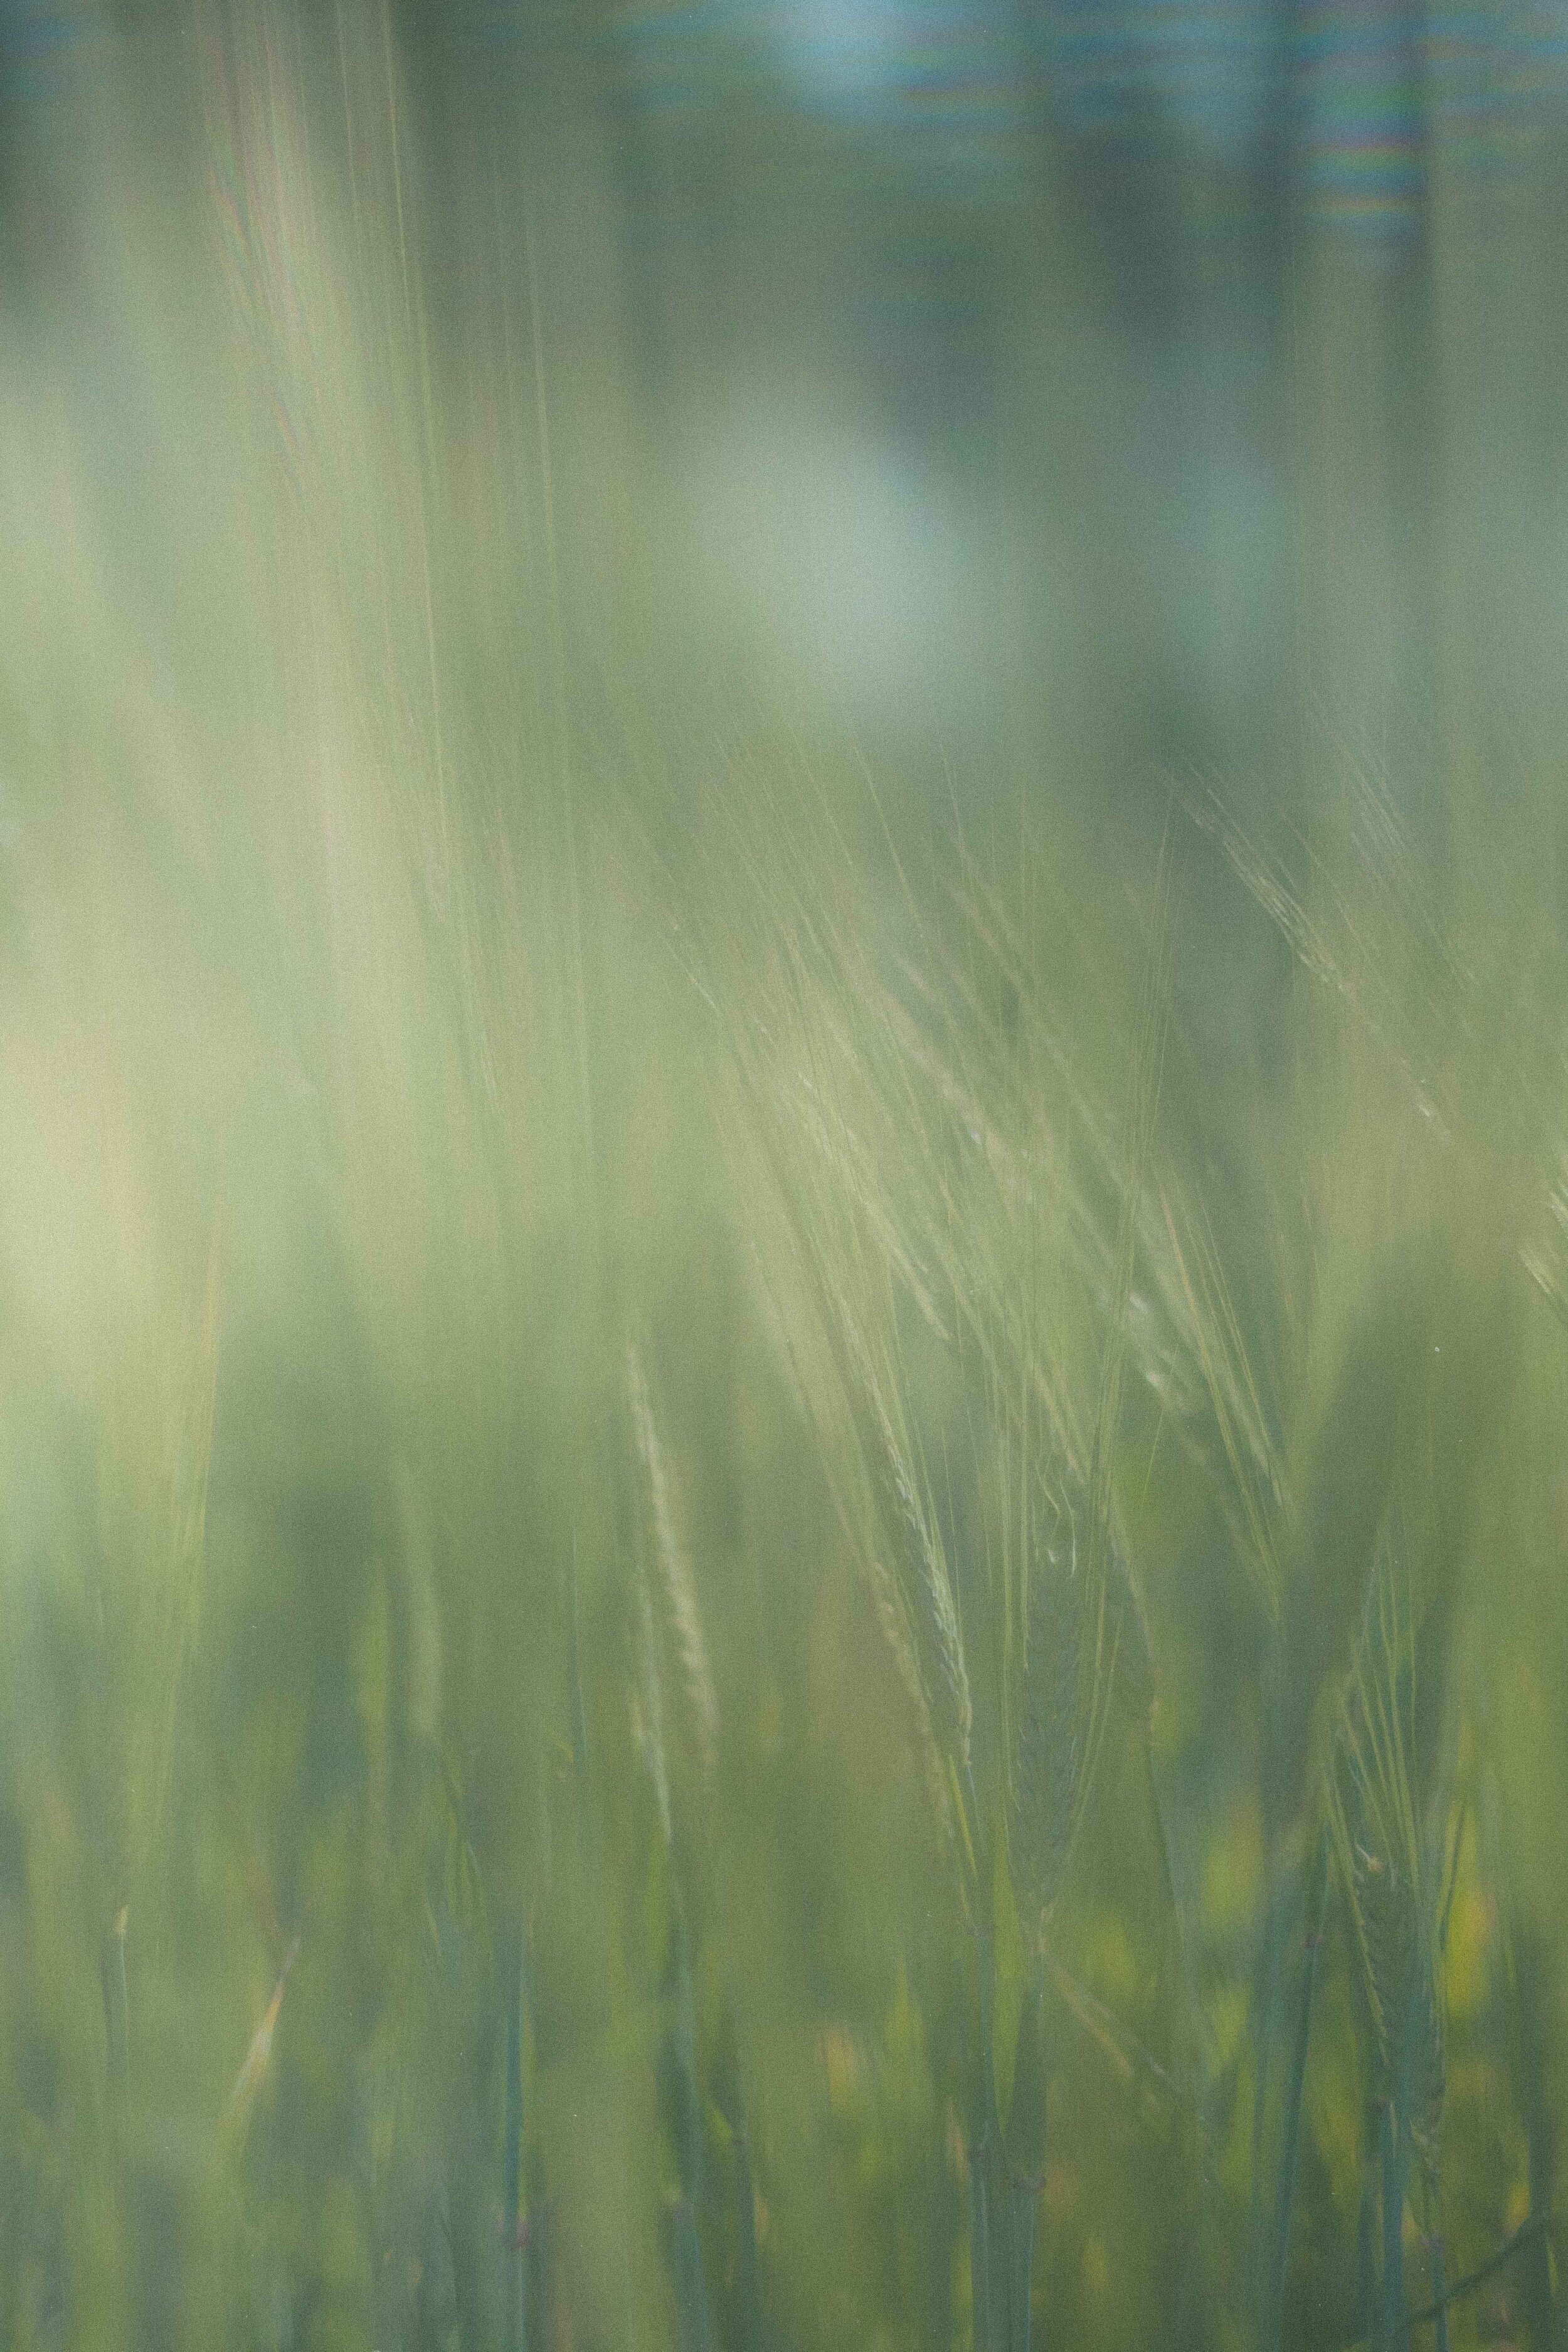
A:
[3, 4, 1568, 2350]
[5, 0, 1568, 802]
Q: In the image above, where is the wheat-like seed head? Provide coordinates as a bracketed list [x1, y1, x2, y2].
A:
[724, 982, 972, 1793]
[632, 1559, 674, 1851]
[1330, 1534, 1446, 2161]
[626, 1343, 719, 1816]
[844, 1332, 972, 1778]
[1009, 1490, 1083, 1939]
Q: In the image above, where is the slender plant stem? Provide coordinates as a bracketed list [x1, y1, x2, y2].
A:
[733, 2123, 763, 2352]
[1425, 2232, 1449, 2352]
[116, 1920, 130, 2088]
[669, 2198, 715, 2352]
[1264, 1831, 1330, 2349]
[664, 1903, 716, 2352]
[503, 1924, 527, 2352]
[970, 2146, 994, 2352]
[1378, 2097, 1407, 2352]
[1007, 2178, 1036, 2352]
[1409, 2215, 1545, 2327]
[988, 2154, 1014, 2352]
[1338, 2216, 1548, 2344]
[968, 1858, 1001, 2352]
[1355, 2158, 1379, 2349]
[1250, 1851, 1292, 2312]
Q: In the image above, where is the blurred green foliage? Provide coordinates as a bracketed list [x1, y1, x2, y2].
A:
[4, 8, 1568, 2351]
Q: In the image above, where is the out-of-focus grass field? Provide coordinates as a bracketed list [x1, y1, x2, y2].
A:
[4, 6, 1568, 2349]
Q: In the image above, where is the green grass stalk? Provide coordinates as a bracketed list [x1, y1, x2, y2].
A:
[503, 1924, 528, 2352]
[102, 1910, 131, 2107]
[1377, 2095, 1407, 2352]
[733, 2117, 763, 2352]
[1263, 1832, 1330, 2349]
[969, 2145, 995, 2352]
[1426, 2227, 1450, 2352]
[1004, 2180, 1036, 2352]
[664, 1903, 716, 2352]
